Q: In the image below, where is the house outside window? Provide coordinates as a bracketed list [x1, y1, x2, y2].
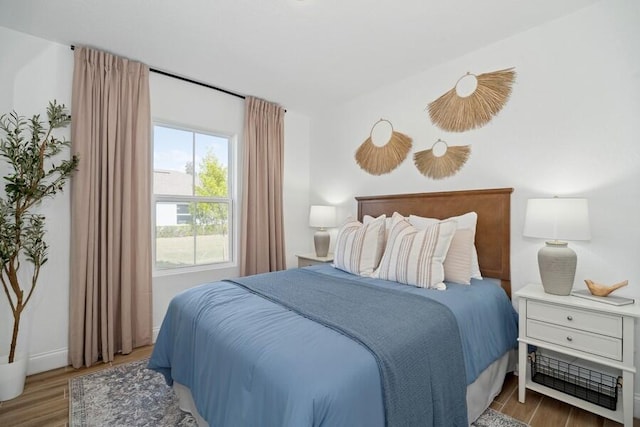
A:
[153, 124, 234, 270]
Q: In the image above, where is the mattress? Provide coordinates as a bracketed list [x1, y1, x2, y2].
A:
[149, 264, 518, 426]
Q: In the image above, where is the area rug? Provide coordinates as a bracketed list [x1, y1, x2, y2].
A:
[69, 359, 196, 426]
[70, 359, 528, 426]
[473, 408, 529, 427]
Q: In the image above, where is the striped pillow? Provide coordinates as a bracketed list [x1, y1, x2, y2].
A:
[333, 215, 386, 276]
[375, 213, 457, 289]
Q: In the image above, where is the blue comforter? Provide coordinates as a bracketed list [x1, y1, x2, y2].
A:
[227, 268, 467, 426]
[149, 265, 518, 427]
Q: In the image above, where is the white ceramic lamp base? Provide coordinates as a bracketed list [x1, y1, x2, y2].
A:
[314, 229, 330, 258]
[538, 241, 577, 296]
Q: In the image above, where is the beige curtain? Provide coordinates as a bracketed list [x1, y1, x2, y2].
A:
[240, 97, 286, 275]
[69, 47, 152, 368]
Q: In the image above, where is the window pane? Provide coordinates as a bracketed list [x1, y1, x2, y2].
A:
[155, 202, 195, 268]
[195, 133, 228, 197]
[153, 124, 233, 271]
[154, 126, 194, 196]
[195, 202, 230, 264]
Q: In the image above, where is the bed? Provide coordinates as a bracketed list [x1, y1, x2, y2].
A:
[149, 187, 518, 427]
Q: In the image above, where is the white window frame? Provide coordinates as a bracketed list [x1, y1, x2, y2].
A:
[152, 121, 237, 274]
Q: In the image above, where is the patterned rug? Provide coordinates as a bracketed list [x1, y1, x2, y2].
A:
[473, 408, 529, 427]
[69, 359, 527, 426]
[69, 359, 196, 426]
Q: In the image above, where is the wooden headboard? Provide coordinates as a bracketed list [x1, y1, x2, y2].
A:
[356, 188, 513, 297]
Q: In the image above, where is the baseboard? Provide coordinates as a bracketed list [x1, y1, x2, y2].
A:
[25, 329, 161, 376]
[27, 348, 68, 375]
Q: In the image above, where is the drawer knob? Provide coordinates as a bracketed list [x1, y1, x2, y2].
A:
[566, 336, 573, 342]
[566, 315, 573, 321]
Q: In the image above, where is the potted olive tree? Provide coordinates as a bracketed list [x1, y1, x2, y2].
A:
[0, 101, 78, 400]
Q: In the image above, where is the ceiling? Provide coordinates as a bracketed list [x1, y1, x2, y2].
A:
[0, 0, 601, 114]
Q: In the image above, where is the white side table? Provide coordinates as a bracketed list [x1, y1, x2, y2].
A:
[516, 283, 640, 426]
[296, 253, 334, 268]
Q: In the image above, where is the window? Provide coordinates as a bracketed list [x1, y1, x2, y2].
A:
[153, 124, 233, 270]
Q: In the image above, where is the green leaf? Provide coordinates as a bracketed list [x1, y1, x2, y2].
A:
[0, 100, 78, 328]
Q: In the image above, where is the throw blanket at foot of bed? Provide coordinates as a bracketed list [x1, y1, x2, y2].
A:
[228, 268, 468, 427]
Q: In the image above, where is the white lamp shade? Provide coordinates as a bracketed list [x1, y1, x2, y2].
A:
[309, 205, 337, 229]
[523, 198, 591, 241]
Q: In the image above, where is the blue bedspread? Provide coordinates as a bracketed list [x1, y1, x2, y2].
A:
[149, 265, 518, 427]
[315, 265, 519, 384]
[227, 268, 467, 427]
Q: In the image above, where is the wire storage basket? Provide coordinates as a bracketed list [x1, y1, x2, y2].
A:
[529, 352, 620, 411]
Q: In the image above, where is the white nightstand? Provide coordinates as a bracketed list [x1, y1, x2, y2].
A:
[296, 253, 334, 268]
[516, 283, 640, 426]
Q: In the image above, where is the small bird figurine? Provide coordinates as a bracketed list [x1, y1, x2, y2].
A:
[584, 279, 628, 297]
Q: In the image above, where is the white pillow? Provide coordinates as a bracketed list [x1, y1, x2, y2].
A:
[333, 215, 386, 277]
[442, 228, 474, 285]
[409, 212, 482, 280]
[374, 213, 457, 290]
[363, 213, 396, 238]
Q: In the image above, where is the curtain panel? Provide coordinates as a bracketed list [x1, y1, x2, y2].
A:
[69, 47, 152, 368]
[240, 97, 286, 276]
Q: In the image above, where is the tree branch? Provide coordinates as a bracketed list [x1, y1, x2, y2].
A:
[0, 273, 16, 314]
[22, 262, 41, 309]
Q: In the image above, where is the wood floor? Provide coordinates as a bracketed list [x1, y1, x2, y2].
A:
[0, 345, 637, 427]
[491, 374, 639, 427]
[0, 346, 154, 427]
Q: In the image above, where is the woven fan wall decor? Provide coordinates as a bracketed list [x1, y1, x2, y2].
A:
[427, 67, 516, 132]
[355, 119, 412, 175]
[414, 139, 470, 179]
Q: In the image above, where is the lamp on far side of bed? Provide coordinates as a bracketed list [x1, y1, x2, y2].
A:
[523, 197, 591, 295]
[309, 205, 337, 258]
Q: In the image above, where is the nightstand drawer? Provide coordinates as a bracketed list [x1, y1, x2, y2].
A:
[298, 258, 319, 267]
[527, 319, 622, 361]
[527, 300, 622, 338]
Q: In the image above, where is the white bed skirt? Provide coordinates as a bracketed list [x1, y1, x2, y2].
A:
[173, 349, 516, 427]
[466, 350, 516, 422]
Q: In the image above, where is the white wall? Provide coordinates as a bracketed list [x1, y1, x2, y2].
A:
[283, 110, 313, 264]
[309, 0, 640, 410]
[0, 26, 74, 374]
[0, 26, 312, 373]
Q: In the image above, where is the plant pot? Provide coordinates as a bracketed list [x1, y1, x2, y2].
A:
[0, 355, 27, 401]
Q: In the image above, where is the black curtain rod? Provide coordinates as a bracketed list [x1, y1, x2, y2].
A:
[150, 68, 245, 100]
[70, 45, 246, 100]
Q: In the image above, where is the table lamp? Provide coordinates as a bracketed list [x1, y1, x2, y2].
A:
[523, 197, 591, 295]
[309, 205, 336, 257]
